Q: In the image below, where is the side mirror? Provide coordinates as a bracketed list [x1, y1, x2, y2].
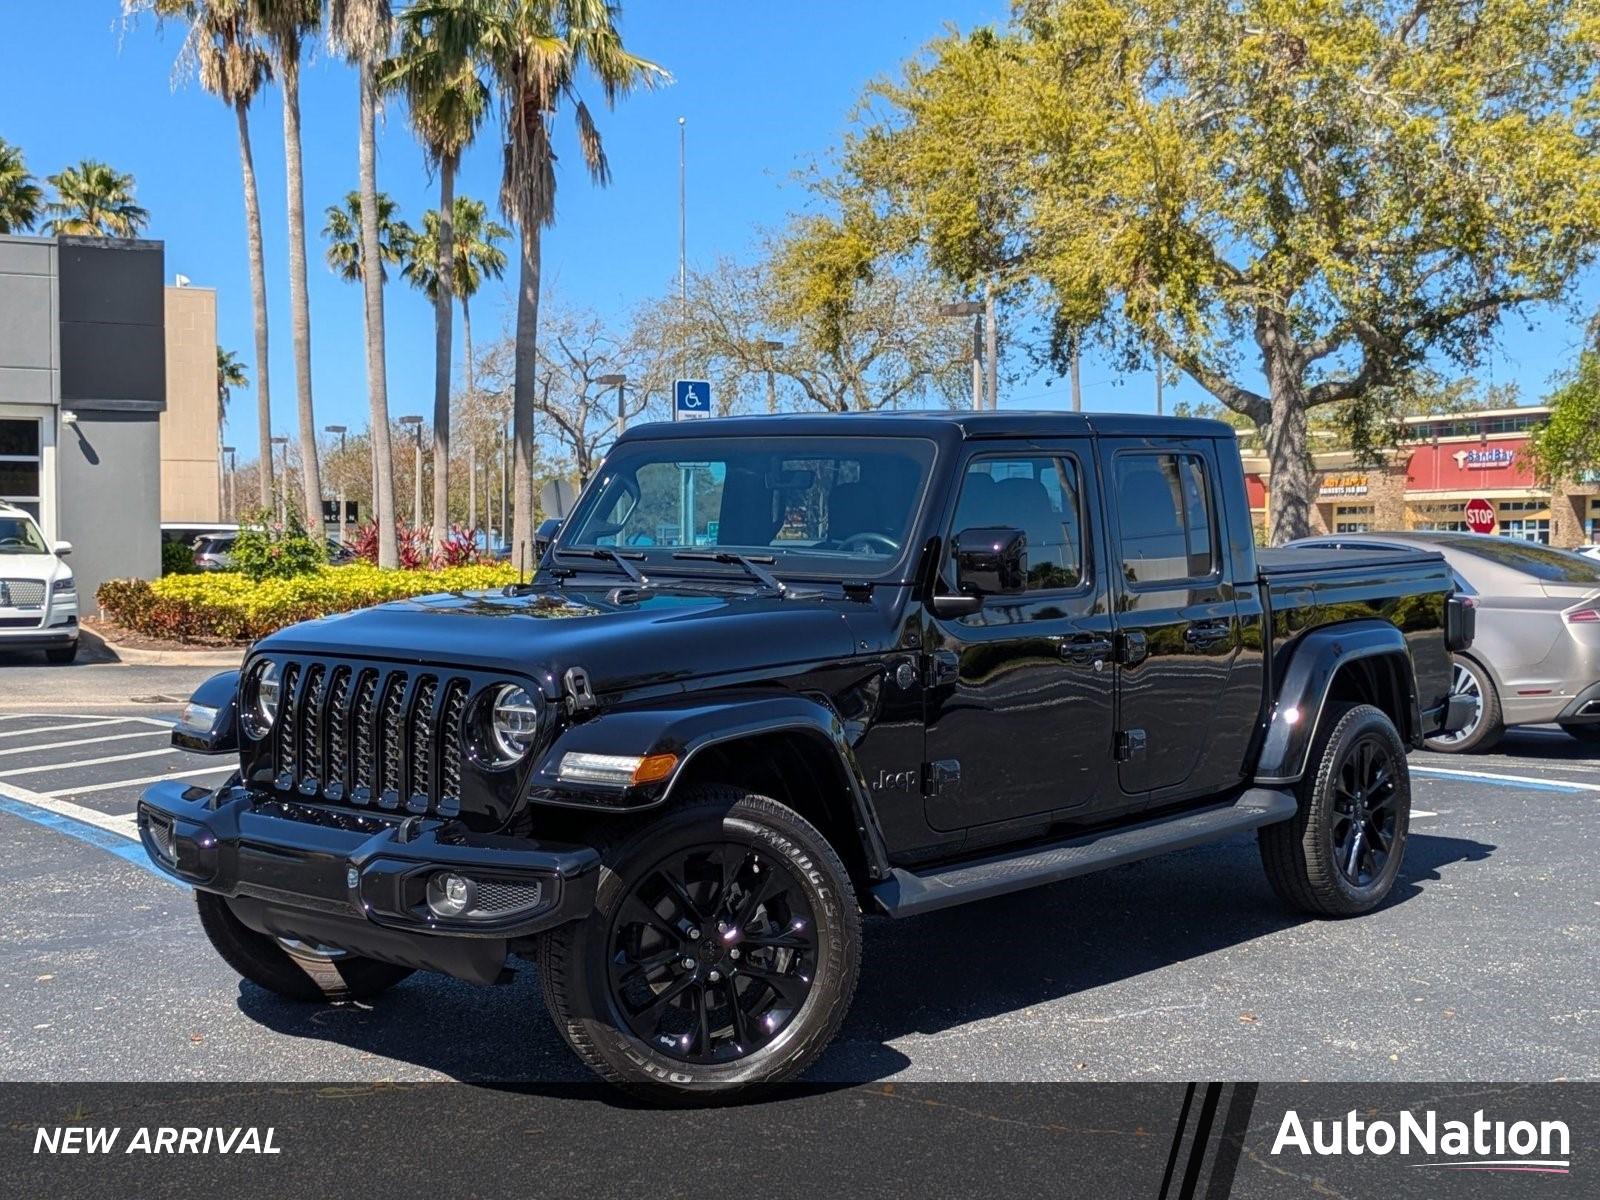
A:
[53, 540, 72, 557]
[171, 669, 240, 756]
[930, 526, 1028, 617]
[534, 517, 562, 558]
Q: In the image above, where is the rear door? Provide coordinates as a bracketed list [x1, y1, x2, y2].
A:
[921, 441, 1119, 831]
[1098, 439, 1243, 797]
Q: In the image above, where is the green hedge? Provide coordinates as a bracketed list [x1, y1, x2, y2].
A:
[97, 562, 522, 643]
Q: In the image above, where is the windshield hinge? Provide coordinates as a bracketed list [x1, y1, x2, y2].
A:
[562, 667, 597, 717]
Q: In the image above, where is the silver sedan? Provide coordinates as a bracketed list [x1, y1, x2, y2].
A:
[1286, 532, 1600, 752]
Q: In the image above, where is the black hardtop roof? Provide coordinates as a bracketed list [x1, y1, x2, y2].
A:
[615, 409, 1238, 445]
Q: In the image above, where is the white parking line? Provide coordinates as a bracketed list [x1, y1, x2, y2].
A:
[46, 764, 234, 798]
[0, 728, 168, 758]
[1412, 765, 1600, 794]
[0, 717, 133, 740]
[0, 746, 177, 779]
[0, 779, 142, 842]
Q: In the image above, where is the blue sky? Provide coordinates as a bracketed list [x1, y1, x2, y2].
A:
[2, 1, 1594, 463]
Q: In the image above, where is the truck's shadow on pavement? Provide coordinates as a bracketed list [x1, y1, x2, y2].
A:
[235, 830, 1492, 1086]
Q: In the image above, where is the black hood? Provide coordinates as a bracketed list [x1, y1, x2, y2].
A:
[254, 582, 861, 694]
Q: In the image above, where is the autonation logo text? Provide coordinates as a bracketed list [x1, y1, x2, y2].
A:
[1271, 1108, 1571, 1174]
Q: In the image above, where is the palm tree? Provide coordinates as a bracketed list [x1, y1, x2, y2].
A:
[44, 160, 150, 237]
[0, 138, 43, 233]
[329, 0, 400, 567]
[131, 0, 277, 509]
[408, 0, 665, 567]
[216, 346, 247, 517]
[322, 190, 414, 281]
[250, 0, 324, 534]
[387, 2, 491, 549]
[403, 195, 508, 531]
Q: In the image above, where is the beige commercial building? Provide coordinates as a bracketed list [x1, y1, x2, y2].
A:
[158, 283, 221, 522]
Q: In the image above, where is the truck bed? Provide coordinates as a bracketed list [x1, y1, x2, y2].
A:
[1255, 544, 1447, 579]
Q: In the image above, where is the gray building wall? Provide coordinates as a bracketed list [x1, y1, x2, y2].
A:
[57, 414, 162, 603]
[0, 235, 164, 604]
[0, 238, 58, 410]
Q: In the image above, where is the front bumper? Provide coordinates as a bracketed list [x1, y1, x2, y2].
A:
[138, 780, 600, 986]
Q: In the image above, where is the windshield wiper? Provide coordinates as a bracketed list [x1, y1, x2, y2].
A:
[555, 547, 649, 585]
[671, 550, 786, 594]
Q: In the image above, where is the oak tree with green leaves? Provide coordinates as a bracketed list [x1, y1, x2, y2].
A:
[854, 0, 1600, 542]
[1528, 349, 1600, 490]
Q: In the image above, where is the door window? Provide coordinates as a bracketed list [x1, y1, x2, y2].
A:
[1113, 453, 1215, 584]
[951, 455, 1084, 591]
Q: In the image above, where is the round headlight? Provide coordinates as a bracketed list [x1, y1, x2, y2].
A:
[488, 684, 540, 762]
[253, 660, 282, 731]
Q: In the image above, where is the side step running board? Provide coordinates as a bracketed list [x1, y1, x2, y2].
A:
[871, 787, 1298, 919]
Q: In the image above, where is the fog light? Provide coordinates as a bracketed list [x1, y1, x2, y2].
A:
[427, 872, 477, 918]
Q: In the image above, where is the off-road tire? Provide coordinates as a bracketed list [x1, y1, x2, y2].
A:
[537, 785, 861, 1103]
[1259, 703, 1411, 918]
[1424, 654, 1504, 753]
[45, 642, 78, 665]
[194, 891, 413, 1001]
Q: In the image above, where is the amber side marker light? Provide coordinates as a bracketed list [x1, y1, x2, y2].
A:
[632, 753, 678, 785]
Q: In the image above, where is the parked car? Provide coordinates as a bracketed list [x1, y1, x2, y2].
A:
[1288, 531, 1600, 751]
[192, 531, 238, 571]
[0, 501, 78, 664]
[141, 412, 1469, 1100]
[162, 521, 238, 547]
[192, 532, 356, 571]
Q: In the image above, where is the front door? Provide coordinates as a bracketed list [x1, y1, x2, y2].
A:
[922, 442, 1119, 833]
[1097, 439, 1242, 797]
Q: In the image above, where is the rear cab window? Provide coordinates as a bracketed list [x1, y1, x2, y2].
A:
[1112, 453, 1217, 585]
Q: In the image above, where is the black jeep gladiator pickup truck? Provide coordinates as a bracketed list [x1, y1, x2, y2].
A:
[141, 411, 1473, 1098]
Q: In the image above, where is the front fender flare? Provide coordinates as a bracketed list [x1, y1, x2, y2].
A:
[523, 693, 888, 873]
[1255, 621, 1419, 785]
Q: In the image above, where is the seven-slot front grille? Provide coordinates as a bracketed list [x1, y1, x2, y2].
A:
[264, 661, 473, 818]
[0, 579, 46, 607]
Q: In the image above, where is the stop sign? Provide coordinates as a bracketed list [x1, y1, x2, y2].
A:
[1464, 497, 1496, 534]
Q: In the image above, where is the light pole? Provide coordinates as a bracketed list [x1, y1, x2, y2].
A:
[983, 283, 998, 412]
[678, 116, 687, 312]
[324, 425, 348, 542]
[598, 374, 627, 446]
[938, 300, 985, 411]
[222, 446, 237, 521]
[501, 420, 510, 550]
[758, 340, 784, 413]
[269, 436, 289, 525]
[399, 415, 424, 530]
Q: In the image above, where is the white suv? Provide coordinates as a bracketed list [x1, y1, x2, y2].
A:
[0, 502, 78, 664]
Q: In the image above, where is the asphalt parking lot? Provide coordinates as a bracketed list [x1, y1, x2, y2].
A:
[1, 653, 1596, 1084]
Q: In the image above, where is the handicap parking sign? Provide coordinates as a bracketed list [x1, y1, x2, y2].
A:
[674, 379, 712, 420]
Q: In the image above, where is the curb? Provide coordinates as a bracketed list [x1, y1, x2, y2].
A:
[80, 627, 245, 669]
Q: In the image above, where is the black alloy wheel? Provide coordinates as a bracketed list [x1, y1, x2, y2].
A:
[1327, 733, 1401, 888]
[1259, 702, 1411, 917]
[538, 786, 860, 1100]
[606, 843, 817, 1064]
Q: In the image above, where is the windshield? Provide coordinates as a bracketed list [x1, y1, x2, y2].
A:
[0, 515, 47, 555]
[1434, 534, 1600, 584]
[557, 436, 937, 581]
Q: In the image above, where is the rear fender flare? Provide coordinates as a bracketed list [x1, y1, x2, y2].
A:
[1255, 621, 1419, 785]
